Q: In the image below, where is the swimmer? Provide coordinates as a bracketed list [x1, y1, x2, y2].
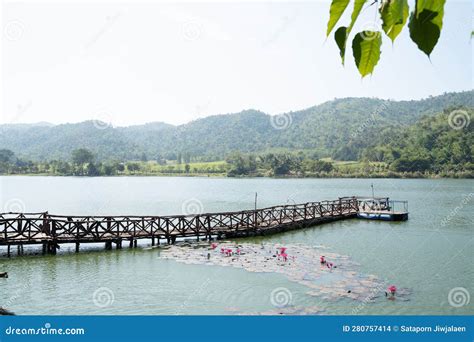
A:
[211, 243, 218, 250]
[320, 256, 326, 264]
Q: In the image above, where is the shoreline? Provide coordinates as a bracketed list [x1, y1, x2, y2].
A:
[0, 173, 472, 179]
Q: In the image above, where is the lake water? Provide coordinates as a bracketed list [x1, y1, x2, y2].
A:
[0, 176, 472, 315]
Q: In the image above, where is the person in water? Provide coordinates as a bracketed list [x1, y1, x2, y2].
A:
[320, 256, 326, 264]
[385, 285, 397, 298]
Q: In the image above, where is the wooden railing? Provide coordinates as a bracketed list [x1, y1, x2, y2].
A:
[0, 197, 359, 254]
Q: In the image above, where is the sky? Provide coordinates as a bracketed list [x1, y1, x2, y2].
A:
[1, 0, 473, 126]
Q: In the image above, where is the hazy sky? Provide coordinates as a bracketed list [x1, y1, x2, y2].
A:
[2, 0, 472, 126]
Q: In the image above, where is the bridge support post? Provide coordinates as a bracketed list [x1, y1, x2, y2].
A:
[46, 242, 57, 255]
[129, 239, 134, 248]
[105, 241, 112, 250]
[151, 237, 155, 246]
[116, 239, 122, 249]
[75, 242, 80, 253]
[7, 244, 11, 258]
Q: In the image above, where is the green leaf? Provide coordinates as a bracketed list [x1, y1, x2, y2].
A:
[334, 26, 348, 64]
[415, 0, 445, 27]
[409, 0, 446, 56]
[348, 0, 369, 34]
[333, 0, 368, 64]
[380, 0, 409, 42]
[352, 31, 382, 77]
[326, 0, 351, 37]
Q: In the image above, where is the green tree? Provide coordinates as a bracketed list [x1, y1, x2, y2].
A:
[0, 149, 14, 164]
[312, 160, 334, 173]
[101, 163, 116, 176]
[86, 162, 100, 176]
[327, 0, 447, 77]
[126, 162, 140, 174]
[71, 148, 95, 175]
[72, 148, 94, 165]
[116, 163, 125, 172]
[0, 149, 15, 173]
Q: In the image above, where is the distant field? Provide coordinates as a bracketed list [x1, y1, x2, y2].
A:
[126, 159, 389, 176]
[125, 160, 229, 175]
[320, 158, 387, 171]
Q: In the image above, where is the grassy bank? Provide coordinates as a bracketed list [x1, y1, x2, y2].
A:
[2, 159, 472, 178]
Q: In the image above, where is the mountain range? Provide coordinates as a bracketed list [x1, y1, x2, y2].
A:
[0, 90, 472, 162]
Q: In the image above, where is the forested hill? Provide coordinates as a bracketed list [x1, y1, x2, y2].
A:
[0, 90, 472, 162]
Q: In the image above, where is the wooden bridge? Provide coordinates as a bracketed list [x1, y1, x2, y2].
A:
[0, 197, 361, 256]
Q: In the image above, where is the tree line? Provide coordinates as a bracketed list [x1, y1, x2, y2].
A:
[0, 108, 472, 178]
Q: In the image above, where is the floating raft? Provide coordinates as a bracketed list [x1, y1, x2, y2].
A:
[354, 197, 409, 221]
[357, 211, 408, 221]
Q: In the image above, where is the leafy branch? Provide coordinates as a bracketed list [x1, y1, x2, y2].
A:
[327, 0, 446, 77]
